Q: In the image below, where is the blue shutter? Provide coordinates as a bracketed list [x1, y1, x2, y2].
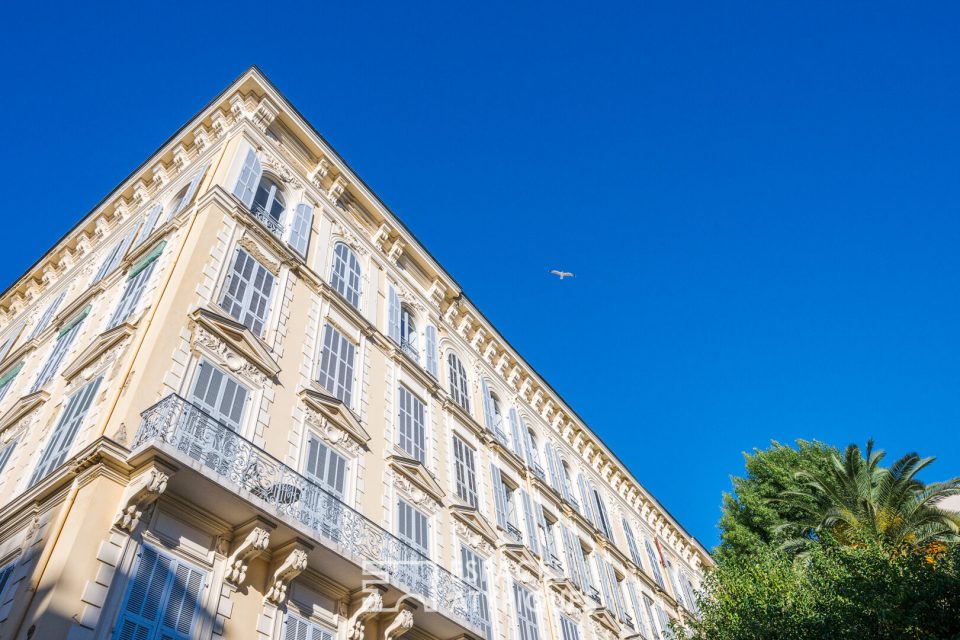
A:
[0, 441, 16, 475]
[424, 325, 438, 378]
[28, 290, 67, 340]
[233, 148, 262, 208]
[387, 286, 401, 344]
[159, 562, 206, 639]
[490, 465, 508, 529]
[30, 376, 102, 485]
[288, 203, 314, 257]
[520, 490, 540, 556]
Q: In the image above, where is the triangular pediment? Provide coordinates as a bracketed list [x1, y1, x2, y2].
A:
[547, 578, 586, 611]
[589, 606, 622, 634]
[191, 307, 280, 378]
[0, 338, 36, 374]
[387, 454, 446, 502]
[62, 322, 135, 381]
[502, 543, 541, 575]
[449, 504, 499, 545]
[300, 386, 370, 447]
[0, 390, 48, 434]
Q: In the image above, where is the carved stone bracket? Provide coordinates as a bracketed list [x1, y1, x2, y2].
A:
[225, 519, 274, 586]
[264, 541, 311, 604]
[346, 588, 385, 640]
[383, 608, 415, 640]
[115, 463, 174, 532]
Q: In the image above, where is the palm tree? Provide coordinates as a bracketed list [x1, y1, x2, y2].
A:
[774, 440, 960, 555]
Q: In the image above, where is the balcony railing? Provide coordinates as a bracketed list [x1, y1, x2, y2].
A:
[249, 204, 285, 237]
[505, 522, 523, 543]
[400, 337, 419, 362]
[133, 394, 487, 632]
[530, 462, 546, 482]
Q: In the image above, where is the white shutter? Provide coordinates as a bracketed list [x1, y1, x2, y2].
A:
[559, 616, 581, 640]
[595, 556, 613, 609]
[0, 322, 24, 362]
[577, 474, 596, 525]
[30, 376, 102, 485]
[190, 360, 249, 430]
[655, 604, 673, 640]
[490, 465, 508, 529]
[622, 517, 644, 566]
[424, 325, 438, 378]
[460, 546, 492, 640]
[218, 248, 275, 337]
[31, 314, 85, 392]
[544, 443, 561, 491]
[317, 323, 356, 406]
[305, 434, 347, 497]
[397, 386, 425, 463]
[288, 203, 314, 257]
[397, 499, 428, 553]
[481, 379, 495, 430]
[233, 147, 262, 208]
[134, 204, 164, 247]
[108, 259, 158, 328]
[173, 163, 209, 217]
[520, 490, 540, 556]
[452, 435, 478, 507]
[508, 408, 525, 458]
[628, 582, 649, 639]
[285, 613, 334, 640]
[536, 506, 558, 563]
[512, 582, 540, 640]
[644, 595, 661, 640]
[560, 526, 582, 589]
[159, 561, 206, 639]
[645, 539, 666, 589]
[91, 228, 136, 285]
[387, 285, 401, 344]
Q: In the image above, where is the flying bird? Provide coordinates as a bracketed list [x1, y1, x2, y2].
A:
[549, 269, 575, 280]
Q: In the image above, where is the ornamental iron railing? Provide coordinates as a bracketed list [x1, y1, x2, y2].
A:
[249, 204, 285, 237]
[133, 394, 487, 632]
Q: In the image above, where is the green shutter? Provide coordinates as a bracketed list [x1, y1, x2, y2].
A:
[0, 361, 23, 387]
[128, 240, 167, 279]
[57, 305, 91, 338]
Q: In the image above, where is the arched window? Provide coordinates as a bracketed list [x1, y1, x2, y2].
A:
[447, 352, 470, 411]
[252, 176, 286, 224]
[400, 305, 418, 359]
[168, 184, 191, 215]
[330, 242, 362, 308]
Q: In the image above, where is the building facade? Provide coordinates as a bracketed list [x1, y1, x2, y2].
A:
[0, 68, 711, 640]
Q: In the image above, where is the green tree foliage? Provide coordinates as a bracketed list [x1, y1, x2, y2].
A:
[716, 440, 837, 563]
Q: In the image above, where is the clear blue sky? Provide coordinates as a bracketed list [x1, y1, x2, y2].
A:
[3, 1, 959, 548]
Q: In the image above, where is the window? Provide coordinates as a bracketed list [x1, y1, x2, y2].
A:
[133, 203, 164, 247]
[0, 439, 16, 476]
[399, 306, 418, 360]
[645, 539, 667, 590]
[508, 408, 526, 459]
[397, 386, 426, 463]
[665, 559, 685, 609]
[559, 525, 584, 590]
[330, 242, 361, 308]
[560, 460, 577, 508]
[28, 290, 66, 340]
[681, 571, 699, 615]
[167, 184, 191, 216]
[491, 466, 522, 542]
[287, 203, 314, 258]
[113, 545, 206, 640]
[520, 490, 541, 556]
[460, 545, 492, 640]
[0, 322, 25, 362]
[30, 307, 89, 392]
[397, 499, 429, 553]
[512, 582, 539, 640]
[91, 228, 136, 285]
[537, 507, 561, 570]
[316, 324, 356, 406]
[0, 362, 24, 404]
[284, 612, 334, 640]
[452, 435, 478, 507]
[622, 517, 644, 567]
[424, 325, 439, 378]
[219, 247, 275, 337]
[559, 616, 581, 640]
[108, 242, 164, 328]
[304, 433, 347, 497]
[591, 486, 614, 539]
[447, 352, 470, 411]
[627, 582, 649, 639]
[643, 594, 661, 640]
[190, 360, 249, 431]
[481, 380, 505, 441]
[252, 176, 286, 225]
[30, 376, 102, 485]
[655, 603, 675, 640]
[581, 547, 599, 603]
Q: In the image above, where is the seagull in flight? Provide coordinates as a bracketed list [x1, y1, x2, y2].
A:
[549, 269, 575, 280]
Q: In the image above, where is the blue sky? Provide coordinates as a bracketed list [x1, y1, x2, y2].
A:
[3, 1, 959, 548]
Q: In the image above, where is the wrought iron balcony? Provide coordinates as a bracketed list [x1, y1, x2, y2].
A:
[547, 553, 563, 572]
[249, 204, 285, 237]
[530, 462, 546, 482]
[505, 522, 523, 543]
[400, 337, 419, 362]
[133, 394, 487, 632]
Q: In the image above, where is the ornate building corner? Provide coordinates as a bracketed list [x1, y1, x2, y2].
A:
[264, 541, 311, 604]
[114, 463, 174, 532]
[225, 519, 274, 587]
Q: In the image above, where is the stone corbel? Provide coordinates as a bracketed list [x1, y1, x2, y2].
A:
[115, 463, 175, 532]
[133, 181, 150, 206]
[152, 163, 168, 187]
[225, 519, 274, 586]
[328, 176, 349, 206]
[387, 239, 405, 264]
[253, 96, 280, 131]
[346, 587, 385, 640]
[311, 159, 331, 189]
[211, 110, 229, 138]
[264, 541, 311, 604]
[371, 223, 390, 251]
[172, 143, 189, 172]
[193, 125, 210, 152]
[383, 607, 415, 640]
[229, 94, 247, 121]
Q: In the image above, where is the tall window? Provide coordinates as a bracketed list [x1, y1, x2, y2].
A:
[317, 324, 356, 406]
[113, 545, 206, 640]
[109, 243, 164, 328]
[190, 360, 249, 431]
[91, 228, 136, 285]
[452, 435, 478, 507]
[31, 308, 89, 392]
[30, 376, 102, 486]
[622, 517, 644, 567]
[645, 539, 667, 590]
[560, 460, 576, 508]
[399, 306, 418, 360]
[219, 247, 275, 337]
[397, 499, 429, 553]
[512, 582, 540, 640]
[461, 546, 492, 640]
[643, 594, 661, 640]
[304, 433, 348, 498]
[252, 176, 286, 226]
[447, 352, 470, 411]
[0, 362, 24, 405]
[284, 613, 334, 640]
[397, 386, 426, 463]
[559, 617, 580, 640]
[0, 439, 16, 476]
[28, 290, 66, 340]
[330, 242, 361, 308]
[591, 486, 614, 539]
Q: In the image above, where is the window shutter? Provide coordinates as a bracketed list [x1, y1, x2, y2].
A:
[536, 506, 557, 563]
[508, 408, 525, 458]
[559, 526, 582, 589]
[460, 546, 492, 640]
[387, 285, 401, 344]
[0, 361, 25, 390]
[134, 204, 164, 248]
[522, 421, 537, 467]
[595, 556, 613, 609]
[512, 582, 540, 640]
[218, 248, 275, 337]
[520, 490, 540, 556]
[173, 163, 209, 217]
[190, 360, 249, 431]
[109, 256, 159, 328]
[159, 562, 205, 639]
[544, 443, 560, 491]
[92, 229, 136, 285]
[288, 203, 314, 257]
[627, 582, 648, 639]
[317, 324, 356, 406]
[233, 148, 262, 208]
[592, 485, 613, 538]
[644, 539, 666, 589]
[655, 604, 673, 640]
[559, 616, 581, 640]
[0, 441, 16, 475]
[30, 376, 102, 485]
[490, 465, 508, 529]
[29, 290, 67, 340]
[481, 380, 495, 430]
[424, 325, 439, 378]
[577, 474, 596, 526]
[305, 434, 348, 497]
[0, 322, 24, 363]
[622, 517, 644, 566]
[31, 315, 85, 392]
[397, 386, 425, 463]
[643, 595, 661, 640]
[452, 436, 478, 507]
[330, 243, 362, 308]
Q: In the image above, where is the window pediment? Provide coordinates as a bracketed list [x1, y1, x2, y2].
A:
[0, 339, 36, 374]
[299, 385, 370, 452]
[61, 322, 134, 382]
[449, 504, 499, 546]
[387, 454, 445, 503]
[190, 307, 280, 381]
[0, 390, 48, 437]
[547, 578, 586, 613]
[589, 607, 622, 635]
[502, 543, 541, 576]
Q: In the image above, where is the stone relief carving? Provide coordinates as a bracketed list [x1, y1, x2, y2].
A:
[236, 236, 281, 275]
[193, 326, 268, 387]
[261, 151, 304, 190]
[506, 558, 538, 587]
[454, 521, 494, 556]
[264, 548, 309, 604]
[346, 589, 383, 640]
[393, 474, 440, 515]
[115, 468, 170, 532]
[383, 609, 414, 640]
[303, 409, 362, 456]
[225, 527, 271, 586]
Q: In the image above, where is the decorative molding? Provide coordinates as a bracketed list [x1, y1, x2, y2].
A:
[346, 588, 384, 640]
[190, 307, 281, 383]
[61, 323, 134, 384]
[264, 541, 311, 604]
[115, 464, 173, 532]
[450, 505, 498, 551]
[505, 554, 539, 587]
[300, 386, 370, 454]
[261, 151, 304, 190]
[237, 235, 282, 275]
[225, 521, 273, 586]
[383, 609, 415, 640]
[388, 454, 446, 506]
[0, 391, 48, 439]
